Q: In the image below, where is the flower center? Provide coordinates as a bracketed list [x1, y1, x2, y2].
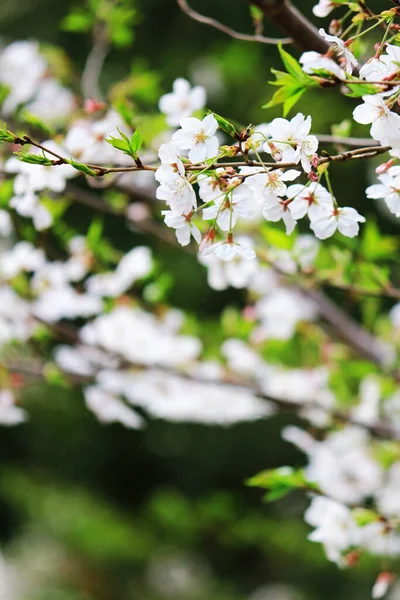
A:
[194, 129, 206, 144]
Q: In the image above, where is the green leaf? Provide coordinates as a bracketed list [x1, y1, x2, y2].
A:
[130, 127, 143, 154]
[62, 9, 93, 32]
[87, 218, 104, 249]
[344, 82, 381, 97]
[247, 467, 318, 503]
[0, 127, 16, 143]
[67, 159, 98, 177]
[277, 43, 308, 82]
[106, 134, 130, 154]
[15, 151, 53, 166]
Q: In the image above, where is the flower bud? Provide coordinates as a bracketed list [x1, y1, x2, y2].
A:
[308, 171, 319, 182]
[329, 19, 342, 36]
[199, 229, 216, 253]
[311, 154, 319, 169]
[372, 572, 395, 600]
[376, 159, 395, 174]
[84, 98, 107, 114]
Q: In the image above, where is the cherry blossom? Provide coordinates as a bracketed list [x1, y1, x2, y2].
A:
[366, 166, 400, 217]
[353, 96, 400, 141]
[172, 114, 219, 162]
[286, 182, 334, 221]
[86, 246, 153, 297]
[159, 78, 206, 127]
[163, 211, 201, 246]
[312, 0, 337, 18]
[84, 385, 143, 429]
[300, 51, 345, 79]
[319, 29, 358, 74]
[310, 206, 366, 239]
[202, 236, 256, 261]
[264, 114, 319, 172]
[0, 390, 27, 426]
[304, 496, 360, 564]
[202, 184, 255, 231]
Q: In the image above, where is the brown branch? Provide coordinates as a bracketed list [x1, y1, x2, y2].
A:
[249, 0, 330, 54]
[176, 0, 292, 45]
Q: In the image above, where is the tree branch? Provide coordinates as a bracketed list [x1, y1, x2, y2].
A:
[248, 0, 330, 54]
[176, 0, 292, 45]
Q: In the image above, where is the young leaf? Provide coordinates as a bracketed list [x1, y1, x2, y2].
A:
[130, 127, 143, 154]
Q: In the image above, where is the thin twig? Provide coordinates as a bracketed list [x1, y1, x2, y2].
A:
[176, 0, 292, 45]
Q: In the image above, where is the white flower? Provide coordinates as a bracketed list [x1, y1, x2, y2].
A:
[246, 168, 300, 199]
[264, 114, 319, 172]
[156, 143, 186, 181]
[353, 96, 400, 142]
[0, 241, 45, 278]
[319, 28, 358, 74]
[84, 385, 143, 429]
[202, 237, 256, 261]
[202, 184, 255, 231]
[33, 286, 103, 322]
[300, 51, 345, 79]
[25, 78, 76, 125]
[0, 41, 46, 115]
[99, 369, 273, 425]
[292, 235, 320, 269]
[286, 182, 334, 221]
[172, 115, 219, 163]
[222, 339, 265, 377]
[0, 210, 12, 237]
[54, 345, 117, 377]
[0, 285, 34, 346]
[65, 109, 133, 165]
[376, 462, 400, 519]
[86, 246, 153, 297]
[310, 206, 365, 239]
[254, 288, 317, 340]
[0, 390, 27, 425]
[80, 306, 201, 367]
[306, 427, 383, 504]
[198, 236, 259, 290]
[262, 194, 297, 235]
[304, 496, 359, 564]
[163, 211, 201, 246]
[159, 78, 206, 127]
[6, 141, 76, 195]
[352, 376, 381, 426]
[313, 0, 337, 18]
[155, 144, 196, 214]
[366, 166, 400, 217]
[10, 192, 52, 230]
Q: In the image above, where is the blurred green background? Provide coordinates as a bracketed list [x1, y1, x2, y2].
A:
[0, 0, 394, 598]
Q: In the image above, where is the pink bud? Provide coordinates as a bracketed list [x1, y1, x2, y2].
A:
[372, 572, 395, 600]
[199, 229, 216, 253]
[84, 98, 107, 114]
[242, 306, 257, 322]
[311, 154, 319, 169]
[376, 159, 395, 174]
[329, 19, 342, 36]
[273, 149, 283, 162]
[308, 171, 319, 182]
